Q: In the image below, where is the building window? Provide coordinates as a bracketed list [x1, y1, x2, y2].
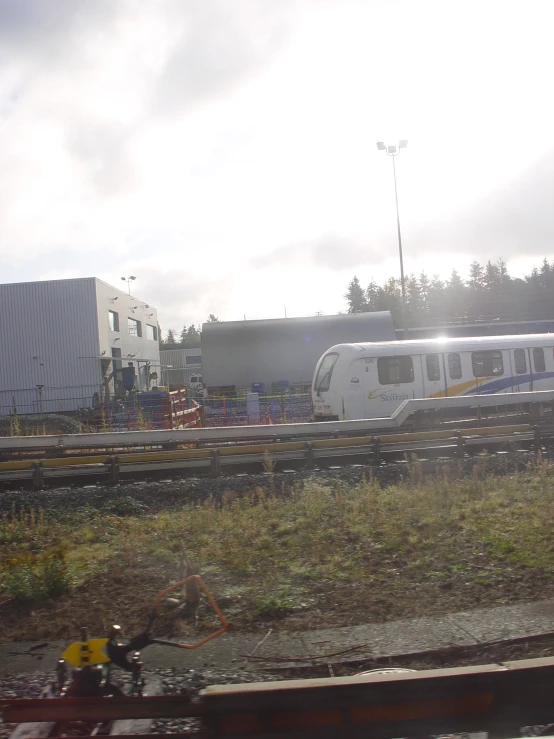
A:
[514, 349, 527, 375]
[128, 317, 142, 337]
[448, 353, 462, 380]
[146, 324, 158, 341]
[377, 356, 414, 385]
[109, 310, 119, 332]
[426, 354, 441, 381]
[472, 350, 504, 377]
[186, 355, 202, 365]
[533, 347, 546, 372]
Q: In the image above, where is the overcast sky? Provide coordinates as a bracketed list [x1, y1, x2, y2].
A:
[1, 0, 554, 332]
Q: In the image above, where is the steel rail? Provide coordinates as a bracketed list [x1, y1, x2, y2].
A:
[5, 656, 554, 738]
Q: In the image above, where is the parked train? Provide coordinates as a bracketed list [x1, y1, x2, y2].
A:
[312, 333, 554, 420]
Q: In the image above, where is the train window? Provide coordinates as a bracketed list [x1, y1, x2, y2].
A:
[426, 354, 441, 381]
[377, 356, 414, 385]
[514, 349, 527, 374]
[533, 347, 546, 372]
[448, 353, 462, 380]
[472, 350, 504, 377]
[314, 352, 339, 393]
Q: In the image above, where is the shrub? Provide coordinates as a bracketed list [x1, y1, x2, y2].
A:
[3, 547, 71, 602]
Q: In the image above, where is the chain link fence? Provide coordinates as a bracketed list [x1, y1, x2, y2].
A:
[202, 392, 313, 426]
[0, 385, 313, 433]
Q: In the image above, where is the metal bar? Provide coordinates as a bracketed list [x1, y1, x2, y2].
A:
[0, 424, 533, 471]
[6, 656, 554, 729]
[1, 696, 208, 723]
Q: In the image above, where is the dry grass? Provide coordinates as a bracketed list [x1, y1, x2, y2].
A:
[3, 455, 554, 640]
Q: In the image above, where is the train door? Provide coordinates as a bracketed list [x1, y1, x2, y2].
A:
[422, 353, 444, 399]
[531, 347, 546, 389]
[511, 348, 529, 392]
[344, 357, 372, 420]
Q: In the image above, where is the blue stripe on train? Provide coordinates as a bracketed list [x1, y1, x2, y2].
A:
[463, 371, 554, 395]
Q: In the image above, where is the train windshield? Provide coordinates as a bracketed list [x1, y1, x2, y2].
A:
[314, 352, 339, 393]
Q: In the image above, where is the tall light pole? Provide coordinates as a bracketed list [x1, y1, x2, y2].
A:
[377, 139, 408, 338]
[121, 275, 136, 295]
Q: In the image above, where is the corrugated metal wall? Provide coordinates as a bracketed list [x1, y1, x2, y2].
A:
[0, 278, 100, 414]
[201, 312, 396, 389]
[160, 347, 202, 385]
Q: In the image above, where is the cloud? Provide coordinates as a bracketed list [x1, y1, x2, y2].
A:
[66, 120, 135, 196]
[412, 149, 554, 262]
[102, 264, 231, 332]
[0, 0, 116, 63]
[152, 0, 290, 115]
[252, 234, 384, 269]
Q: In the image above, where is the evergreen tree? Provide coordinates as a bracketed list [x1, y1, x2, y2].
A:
[345, 276, 367, 313]
[365, 281, 381, 311]
[418, 272, 430, 316]
[185, 325, 201, 346]
[344, 256, 554, 327]
[468, 261, 485, 290]
[483, 260, 501, 290]
[166, 329, 177, 345]
[206, 314, 220, 322]
[497, 257, 511, 285]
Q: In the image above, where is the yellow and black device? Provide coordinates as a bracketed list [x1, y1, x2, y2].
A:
[61, 637, 110, 668]
[59, 576, 229, 675]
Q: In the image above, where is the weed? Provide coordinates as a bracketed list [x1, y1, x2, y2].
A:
[4, 547, 71, 602]
[262, 451, 275, 473]
[256, 594, 293, 617]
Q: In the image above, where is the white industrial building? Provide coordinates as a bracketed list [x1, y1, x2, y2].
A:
[0, 278, 160, 415]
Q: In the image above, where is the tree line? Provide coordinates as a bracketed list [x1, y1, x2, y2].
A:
[160, 314, 219, 347]
[345, 258, 554, 326]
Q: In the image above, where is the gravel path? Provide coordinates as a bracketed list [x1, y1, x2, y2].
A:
[0, 451, 532, 515]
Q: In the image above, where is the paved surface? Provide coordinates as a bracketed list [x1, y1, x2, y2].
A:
[2, 598, 554, 676]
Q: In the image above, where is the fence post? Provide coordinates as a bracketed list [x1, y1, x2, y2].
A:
[305, 441, 314, 470]
[534, 425, 542, 451]
[372, 437, 381, 466]
[456, 432, 465, 459]
[108, 456, 120, 485]
[211, 449, 221, 477]
[32, 462, 43, 491]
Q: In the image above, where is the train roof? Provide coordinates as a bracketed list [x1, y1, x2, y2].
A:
[326, 333, 554, 357]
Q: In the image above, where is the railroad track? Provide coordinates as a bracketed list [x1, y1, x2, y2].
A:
[0, 423, 548, 488]
[6, 677, 163, 739]
[4, 656, 554, 738]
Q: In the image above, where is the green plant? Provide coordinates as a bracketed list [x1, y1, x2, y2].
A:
[256, 594, 293, 617]
[3, 547, 71, 601]
[262, 450, 275, 473]
[10, 413, 21, 436]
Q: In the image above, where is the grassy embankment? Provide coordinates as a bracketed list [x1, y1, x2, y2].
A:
[2, 455, 554, 642]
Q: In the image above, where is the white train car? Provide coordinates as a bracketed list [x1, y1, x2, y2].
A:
[312, 334, 554, 421]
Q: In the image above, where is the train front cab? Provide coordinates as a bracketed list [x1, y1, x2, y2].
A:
[312, 351, 340, 420]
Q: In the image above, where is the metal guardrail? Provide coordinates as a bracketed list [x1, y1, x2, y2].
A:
[0, 389, 553, 453]
[0, 424, 538, 488]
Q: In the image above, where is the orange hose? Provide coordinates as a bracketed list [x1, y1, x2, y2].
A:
[153, 575, 229, 649]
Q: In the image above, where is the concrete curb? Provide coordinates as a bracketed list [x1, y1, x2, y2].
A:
[2, 598, 554, 676]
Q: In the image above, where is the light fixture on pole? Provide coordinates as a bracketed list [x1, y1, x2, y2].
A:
[376, 139, 408, 338]
[121, 275, 136, 295]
